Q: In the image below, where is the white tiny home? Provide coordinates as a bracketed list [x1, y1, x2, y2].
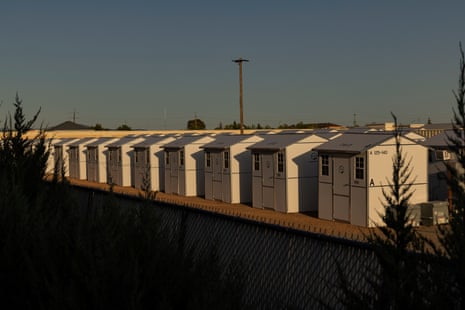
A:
[105, 136, 146, 187]
[131, 135, 177, 192]
[424, 131, 455, 202]
[68, 138, 98, 180]
[86, 137, 119, 183]
[315, 133, 428, 227]
[45, 138, 60, 174]
[247, 133, 338, 213]
[161, 134, 215, 197]
[53, 138, 80, 177]
[201, 134, 264, 204]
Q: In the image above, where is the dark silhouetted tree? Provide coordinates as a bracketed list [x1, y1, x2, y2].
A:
[187, 118, 206, 130]
[439, 42, 465, 308]
[117, 123, 132, 130]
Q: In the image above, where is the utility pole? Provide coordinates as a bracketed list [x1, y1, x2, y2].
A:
[233, 58, 249, 134]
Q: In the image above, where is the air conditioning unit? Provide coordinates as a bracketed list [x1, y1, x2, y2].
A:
[420, 201, 449, 226]
[435, 150, 451, 161]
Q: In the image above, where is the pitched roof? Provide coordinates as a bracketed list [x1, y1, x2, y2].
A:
[247, 133, 323, 151]
[314, 133, 393, 154]
[48, 121, 91, 131]
[161, 134, 213, 149]
[201, 135, 261, 150]
[132, 135, 177, 148]
[106, 136, 145, 148]
[423, 130, 452, 148]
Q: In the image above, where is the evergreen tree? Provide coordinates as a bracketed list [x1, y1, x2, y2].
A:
[339, 114, 431, 309]
[0, 93, 48, 203]
[187, 118, 206, 130]
[439, 42, 465, 308]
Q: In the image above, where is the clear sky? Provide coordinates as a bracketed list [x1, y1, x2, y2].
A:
[1, 1, 464, 130]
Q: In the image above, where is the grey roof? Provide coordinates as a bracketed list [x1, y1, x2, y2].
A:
[106, 137, 144, 148]
[132, 135, 176, 148]
[201, 135, 257, 150]
[344, 127, 380, 134]
[314, 132, 341, 140]
[54, 138, 80, 146]
[423, 130, 453, 148]
[314, 133, 393, 154]
[68, 137, 97, 147]
[161, 134, 212, 149]
[277, 129, 314, 134]
[247, 133, 318, 151]
[418, 123, 453, 130]
[87, 137, 119, 147]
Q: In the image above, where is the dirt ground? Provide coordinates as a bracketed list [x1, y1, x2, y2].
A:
[64, 177, 443, 246]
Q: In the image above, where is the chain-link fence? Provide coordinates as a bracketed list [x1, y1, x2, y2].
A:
[74, 187, 379, 309]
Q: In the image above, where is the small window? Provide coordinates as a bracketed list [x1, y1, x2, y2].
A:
[109, 151, 112, 161]
[355, 156, 364, 180]
[146, 149, 150, 164]
[277, 152, 284, 173]
[321, 155, 329, 176]
[253, 153, 260, 171]
[180, 150, 184, 166]
[118, 149, 122, 163]
[206, 152, 211, 167]
[135, 150, 139, 163]
[165, 151, 169, 165]
[224, 151, 229, 169]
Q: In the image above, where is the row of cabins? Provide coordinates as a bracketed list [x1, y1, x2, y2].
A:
[47, 130, 447, 227]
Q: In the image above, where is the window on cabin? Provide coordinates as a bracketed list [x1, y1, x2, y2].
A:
[206, 152, 211, 167]
[224, 151, 229, 169]
[165, 152, 169, 165]
[146, 149, 150, 164]
[321, 155, 329, 176]
[355, 156, 364, 180]
[277, 152, 284, 173]
[253, 153, 260, 171]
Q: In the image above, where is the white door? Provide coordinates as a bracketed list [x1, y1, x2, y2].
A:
[212, 152, 222, 200]
[333, 157, 350, 222]
[262, 153, 275, 209]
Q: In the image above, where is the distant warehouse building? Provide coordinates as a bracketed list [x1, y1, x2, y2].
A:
[315, 132, 428, 227]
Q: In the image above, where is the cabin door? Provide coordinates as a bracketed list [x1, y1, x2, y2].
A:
[333, 157, 350, 222]
[262, 153, 275, 209]
[169, 152, 179, 194]
[212, 152, 223, 200]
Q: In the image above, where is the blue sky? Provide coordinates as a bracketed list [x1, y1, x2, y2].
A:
[0, 1, 464, 130]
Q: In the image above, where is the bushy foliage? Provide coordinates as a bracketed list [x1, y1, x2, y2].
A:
[0, 95, 245, 309]
[116, 123, 132, 130]
[187, 118, 206, 130]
